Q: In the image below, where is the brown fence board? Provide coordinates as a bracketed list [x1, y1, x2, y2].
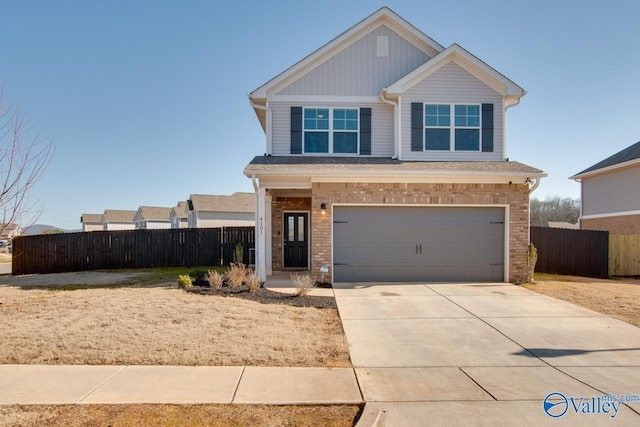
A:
[530, 226, 609, 278]
[609, 234, 640, 276]
[11, 227, 251, 275]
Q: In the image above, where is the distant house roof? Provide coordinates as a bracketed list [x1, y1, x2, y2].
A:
[103, 210, 137, 223]
[245, 156, 545, 177]
[136, 206, 173, 221]
[548, 221, 579, 230]
[81, 214, 102, 223]
[171, 201, 189, 219]
[571, 141, 640, 178]
[188, 192, 255, 213]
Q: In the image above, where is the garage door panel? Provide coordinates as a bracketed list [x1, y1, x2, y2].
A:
[333, 206, 505, 282]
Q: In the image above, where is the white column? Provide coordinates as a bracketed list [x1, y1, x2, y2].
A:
[256, 187, 267, 281]
[265, 192, 272, 275]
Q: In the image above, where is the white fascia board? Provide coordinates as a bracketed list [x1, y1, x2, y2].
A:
[384, 44, 525, 97]
[569, 158, 640, 180]
[249, 7, 444, 100]
[581, 209, 640, 220]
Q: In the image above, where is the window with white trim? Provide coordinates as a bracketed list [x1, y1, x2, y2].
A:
[424, 104, 480, 151]
[303, 108, 358, 154]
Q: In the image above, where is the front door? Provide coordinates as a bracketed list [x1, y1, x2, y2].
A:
[283, 213, 308, 268]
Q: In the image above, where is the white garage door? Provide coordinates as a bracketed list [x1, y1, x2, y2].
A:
[333, 206, 505, 282]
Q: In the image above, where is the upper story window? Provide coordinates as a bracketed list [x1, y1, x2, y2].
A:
[424, 103, 480, 151]
[303, 108, 358, 154]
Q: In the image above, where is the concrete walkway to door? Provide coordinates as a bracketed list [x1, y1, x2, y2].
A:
[333, 282, 640, 426]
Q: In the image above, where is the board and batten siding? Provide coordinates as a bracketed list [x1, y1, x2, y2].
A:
[276, 25, 430, 97]
[270, 101, 394, 157]
[400, 61, 504, 161]
[582, 165, 640, 216]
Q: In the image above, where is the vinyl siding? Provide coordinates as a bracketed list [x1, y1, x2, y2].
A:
[270, 101, 394, 157]
[195, 212, 255, 228]
[276, 25, 430, 97]
[400, 61, 504, 161]
[582, 165, 640, 216]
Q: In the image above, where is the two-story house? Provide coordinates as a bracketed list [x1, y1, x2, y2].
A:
[244, 7, 545, 283]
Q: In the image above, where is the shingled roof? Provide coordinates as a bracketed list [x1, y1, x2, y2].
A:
[572, 141, 640, 178]
[188, 192, 255, 213]
[136, 206, 173, 221]
[103, 210, 136, 223]
[244, 156, 544, 176]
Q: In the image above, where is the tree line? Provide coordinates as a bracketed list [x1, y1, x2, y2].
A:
[530, 196, 580, 227]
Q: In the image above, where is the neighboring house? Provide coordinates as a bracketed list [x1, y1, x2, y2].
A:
[0, 223, 22, 239]
[170, 201, 189, 229]
[570, 140, 640, 234]
[133, 206, 173, 230]
[102, 210, 136, 231]
[244, 7, 545, 282]
[187, 192, 255, 228]
[80, 214, 103, 232]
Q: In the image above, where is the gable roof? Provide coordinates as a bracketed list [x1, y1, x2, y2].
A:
[136, 206, 173, 222]
[81, 214, 102, 223]
[383, 43, 525, 104]
[103, 210, 136, 223]
[249, 7, 444, 103]
[571, 141, 640, 179]
[170, 201, 189, 219]
[188, 192, 255, 214]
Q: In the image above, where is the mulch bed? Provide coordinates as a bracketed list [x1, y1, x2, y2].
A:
[185, 284, 337, 309]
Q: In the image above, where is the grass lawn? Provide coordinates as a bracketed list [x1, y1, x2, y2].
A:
[522, 273, 640, 327]
[0, 404, 362, 427]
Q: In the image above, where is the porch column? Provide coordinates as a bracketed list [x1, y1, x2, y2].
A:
[256, 187, 268, 281]
[265, 192, 272, 275]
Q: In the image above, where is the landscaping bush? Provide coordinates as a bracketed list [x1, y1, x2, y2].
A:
[527, 243, 538, 284]
[189, 269, 209, 283]
[291, 273, 313, 297]
[177, 274, 192, 288]
[233, 243, 244, 264]
[226, 263, 247, 288]
[207, 270, 224, 290]
[246, 271, 262, 293]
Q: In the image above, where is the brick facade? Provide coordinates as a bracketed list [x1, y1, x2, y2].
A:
[581, 214, 640, 235]
[269, 183, 530, 282]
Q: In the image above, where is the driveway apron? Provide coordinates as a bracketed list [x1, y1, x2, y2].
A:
[334, 282, 640, 426]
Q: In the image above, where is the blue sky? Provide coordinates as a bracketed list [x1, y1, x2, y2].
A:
[3, 0, 639, 230]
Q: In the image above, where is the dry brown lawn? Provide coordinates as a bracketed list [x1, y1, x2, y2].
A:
[0, 279, 350, 367]
[0, 404, 362, 427]
[522, 273, 640, 327]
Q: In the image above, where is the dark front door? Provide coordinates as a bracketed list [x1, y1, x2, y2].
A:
[283, 212, 308, 268]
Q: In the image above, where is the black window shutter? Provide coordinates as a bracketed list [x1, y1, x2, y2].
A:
[482, 103, 494, 152]
[291, 106, 302, 154]
[411, 103, 424, 151]
[360, 108, 372, 155]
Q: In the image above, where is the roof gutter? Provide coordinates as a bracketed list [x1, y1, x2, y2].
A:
[379, 90, 400, 159]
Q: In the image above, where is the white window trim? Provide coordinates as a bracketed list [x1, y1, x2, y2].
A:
[303, 107, 359, 155]
[424, 103, 481, 152]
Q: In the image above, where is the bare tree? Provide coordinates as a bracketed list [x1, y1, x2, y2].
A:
[530, 196, 580, 227]
[0, 84, 54, 236]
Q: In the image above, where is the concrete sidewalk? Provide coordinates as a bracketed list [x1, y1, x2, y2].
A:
[0, 365, 363, 405]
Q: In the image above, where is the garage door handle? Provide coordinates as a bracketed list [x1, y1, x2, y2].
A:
[419, 244, 422, 254]
[415, 244, 422, 254]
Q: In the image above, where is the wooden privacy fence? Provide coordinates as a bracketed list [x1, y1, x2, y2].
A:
[12, 227, 254, 275]
[530, 226, 609, 278]
[609, 234, 640, 276]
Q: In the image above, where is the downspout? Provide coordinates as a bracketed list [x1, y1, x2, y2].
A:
[528, 177, 541, 194]
[504, 95, 524, 160]
[379, 90, 399, 159]
[250, 99, 271, 155]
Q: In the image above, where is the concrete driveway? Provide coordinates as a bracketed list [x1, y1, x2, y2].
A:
[334, 282, 640, 426]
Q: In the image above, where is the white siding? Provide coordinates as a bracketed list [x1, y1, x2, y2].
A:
[400, 61, 504, 161]
[195, 212, 255, 228]
[104, 223, 135, 231]
[582, 165, 640, 216]
[276, 25, 430, 97]
[145, 221, 172, 230]
[270, 101, 394, 157]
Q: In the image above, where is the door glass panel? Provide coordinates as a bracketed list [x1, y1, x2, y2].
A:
[288, 217, 295, 241]
[297, 216, 305, 242]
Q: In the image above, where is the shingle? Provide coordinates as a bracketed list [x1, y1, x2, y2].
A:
[103, 210, 137, 222]
[574, 141, 640, 176]
[137, 206, 173, 221]
[189, 192, 255, 213]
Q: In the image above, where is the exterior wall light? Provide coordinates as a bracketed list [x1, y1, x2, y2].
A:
[320, 203, 327, 215]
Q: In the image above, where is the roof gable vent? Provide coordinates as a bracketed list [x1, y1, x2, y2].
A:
[377, 36, 388, 57]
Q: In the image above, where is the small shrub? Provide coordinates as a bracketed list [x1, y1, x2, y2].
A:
[233, 243, 244, 264]
[291, 273, 314, 297]
[177, 274, 192, 288]
[527, 243, 538, 284]
[226, 263, 247, 288]
[246, 271, 262, 293]
[207, 270, 224, 290]
[189, 269, 208, 283]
